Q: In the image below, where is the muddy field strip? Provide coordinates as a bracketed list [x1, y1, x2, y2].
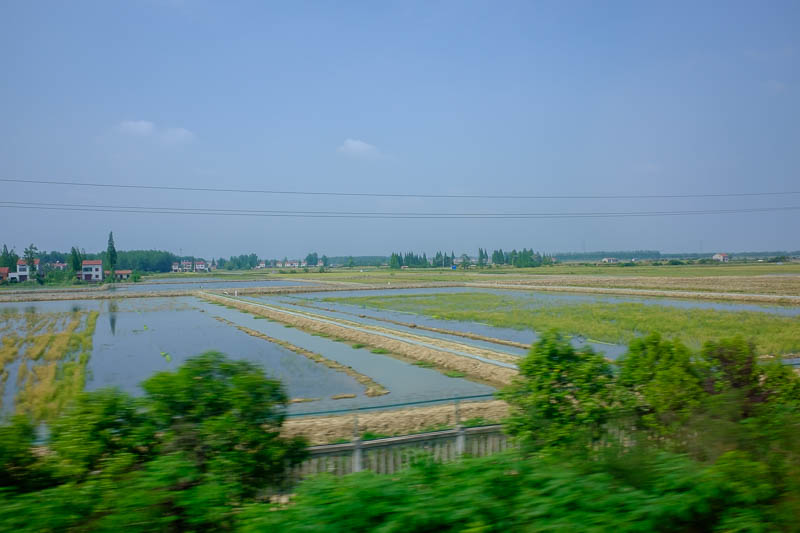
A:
[201, 292, 518, 387]
[282, 399, 510, 445]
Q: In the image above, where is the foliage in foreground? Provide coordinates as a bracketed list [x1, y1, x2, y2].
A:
[3, 333, 800, 531]
[500, 332, 800, 527]
[0, 352, 306, 531]
[241, 450, 790, 533]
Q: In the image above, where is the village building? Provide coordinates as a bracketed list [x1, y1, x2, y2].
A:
[601, 257, 619, 264]
[50, 262, 68, 271]
[80, 260, 104, 282]
[181, 259, 193, 272]
[194, 260, 208, 272]
[0, 267, 8, 282]
[712, 253, 730, 262]
[256, 261, 266, 269]
[9, 258, 40, 282]
[172, 262, 181, 273]
[279, 260, 300, 268]
[104, 269, 132, 281]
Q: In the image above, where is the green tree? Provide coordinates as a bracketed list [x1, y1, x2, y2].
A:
[500, 332, 616, 451]
[321, 255, 329, 267]
[305, 252, 318, 266]
[106, 232, 117, 279]
[69, 246, 82, 273]
[1, 244, 11, 269]
[22, 243, 38, 282]
[0, 352, 307, 531]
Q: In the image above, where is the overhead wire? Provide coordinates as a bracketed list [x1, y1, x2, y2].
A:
[3, 177, 800, 200]
[1, 200, 798, 219]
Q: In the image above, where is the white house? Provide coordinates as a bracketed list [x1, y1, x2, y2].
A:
[712, 253, 730, 262]
[81, 260, 104, 282]
[601, 257, 619, 264]
[181, 259, 193, 272]
[172, 262, 181, 273]
[8, 258, 40, 282]
[194, 260, 208, 272]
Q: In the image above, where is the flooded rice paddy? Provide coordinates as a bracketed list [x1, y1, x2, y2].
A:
[3, 283, 797, 423]
[0, 295, 493, 421]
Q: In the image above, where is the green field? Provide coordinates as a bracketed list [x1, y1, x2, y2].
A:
[326, 292, 800, 355]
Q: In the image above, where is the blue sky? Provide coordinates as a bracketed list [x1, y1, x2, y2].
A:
[1, 1, 798, 258]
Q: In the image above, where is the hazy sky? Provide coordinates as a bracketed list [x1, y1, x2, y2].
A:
[1, 1, 798, 258]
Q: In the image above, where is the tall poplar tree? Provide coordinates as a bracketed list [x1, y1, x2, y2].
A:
[107, 232, 117, 280]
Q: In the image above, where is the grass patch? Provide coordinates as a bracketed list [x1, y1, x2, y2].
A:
[463, 417, 493, 427]
[444, 371, 467, 378]
[413, 361, 436, 368]
[351, 343, 366, 349]
[361, 431, 391, 441]
[370, 348, 390, 354]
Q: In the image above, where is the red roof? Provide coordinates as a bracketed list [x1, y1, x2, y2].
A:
[0, 267, 8, 274]
[105, 269, 132, 274]
[82, 259, 103, 266]
[17, 258, 40, 265]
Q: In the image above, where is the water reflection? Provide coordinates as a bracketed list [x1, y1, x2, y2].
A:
[108, 300, 118, 336]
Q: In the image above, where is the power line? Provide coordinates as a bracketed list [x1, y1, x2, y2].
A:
[1, 200, 798, 219]
[3, 177, 799, 200]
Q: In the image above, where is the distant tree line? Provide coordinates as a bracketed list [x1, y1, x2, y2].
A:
[490, 248, 554, 267]
[326, 256, 387, 267]
[217, 253, 260, 270]
[552, 250, 662, 262]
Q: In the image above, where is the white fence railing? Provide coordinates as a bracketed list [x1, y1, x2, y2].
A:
[292, 424, 510, 478]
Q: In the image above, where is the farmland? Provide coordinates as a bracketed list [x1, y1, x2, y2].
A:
[325, 290, 800, 355]
[2, 261, 800, 432]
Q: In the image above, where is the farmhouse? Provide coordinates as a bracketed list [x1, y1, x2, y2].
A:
[80, 260, 104, 282]
[712, 253, 730, 262]
[0, 267, 8, 282]
[195, 260, 208, 272]
[104, 269, 132, 281]
[601, 257, 619, 264]
[172, 262, 181, 273]
[50, 262, 68, 271]
[9, 258, 40, 282]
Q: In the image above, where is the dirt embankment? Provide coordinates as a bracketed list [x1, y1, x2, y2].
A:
[201, 293, 518, 387]
[285, 305, 521, 366]
[212, 315, 388, 397]
[466, 280, 800, 304]
[291, 300, 531, 350]
[282, 400, 510, 445]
